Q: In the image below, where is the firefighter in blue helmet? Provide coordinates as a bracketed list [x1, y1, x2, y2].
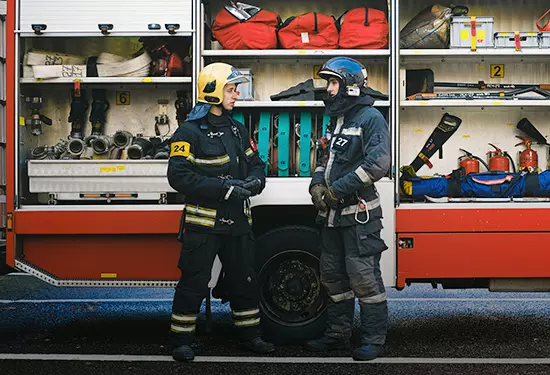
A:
[304, 57, 391, 361]
[167, 62, 274, 361]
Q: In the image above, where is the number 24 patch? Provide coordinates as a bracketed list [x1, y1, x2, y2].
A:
[170, 141, 191, 157]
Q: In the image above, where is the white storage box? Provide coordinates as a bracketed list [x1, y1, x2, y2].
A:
[540, 32, 550, 48]
[451, 16, 494, 49]
[235, 68, 255, 101]
[27, 160, 175, 198]
[494, 32, 539, 49]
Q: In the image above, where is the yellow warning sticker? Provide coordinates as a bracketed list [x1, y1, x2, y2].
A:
[478, 30, 486, 42]
[460, 30, 469, 41]
[100, 165, 126, 173]
[19, 116, 25, 126]
[101, 273, 118, 279]
[462, 135, 471, 138]
[170, 141, 191, 157]
[490, 64, 505, 78]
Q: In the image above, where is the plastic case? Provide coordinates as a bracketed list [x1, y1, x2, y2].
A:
[540, 32, 550, 48]
[494, 32, 539, 49]
[450, 16, 494, 48]
[235, 68, 255, 101]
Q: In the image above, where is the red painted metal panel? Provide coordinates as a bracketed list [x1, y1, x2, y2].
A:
[15, 210, 181, 235]
[396, 207, 550, 233]
[5, 0, 15, 267]
[396, 232, 550, 287]
[23, 234, 181, 280]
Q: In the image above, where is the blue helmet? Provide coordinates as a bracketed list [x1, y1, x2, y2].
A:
[317, 57, 368, 97]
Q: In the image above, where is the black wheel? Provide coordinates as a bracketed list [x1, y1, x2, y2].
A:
[255, 225, 326, 344]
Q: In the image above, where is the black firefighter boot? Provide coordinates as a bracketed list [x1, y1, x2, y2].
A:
[239, 336, 276, 354]
[304, 298, 354, 352]
[172, 344, 195, 361]
[352, 301, 388, 361]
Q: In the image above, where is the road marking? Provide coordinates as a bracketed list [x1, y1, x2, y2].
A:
[0, 299, 174, 304]
[3, 297, 550, 304]
[388, 298, 550, 302]
[1, 354, 550, 364]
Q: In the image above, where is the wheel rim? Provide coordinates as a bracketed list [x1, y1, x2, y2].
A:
[258, 249, 326, 327]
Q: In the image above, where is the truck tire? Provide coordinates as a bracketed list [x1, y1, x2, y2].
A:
[255, 225, 326, 344]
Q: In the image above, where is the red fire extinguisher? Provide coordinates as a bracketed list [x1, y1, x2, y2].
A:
[515, 136, 538, 171]
[487, 143, 516, 172]
[458, 148, 490, 174]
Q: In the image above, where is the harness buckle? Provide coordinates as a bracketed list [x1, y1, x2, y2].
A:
[219, 218, 235, 226]
[207, 131, 224, 138]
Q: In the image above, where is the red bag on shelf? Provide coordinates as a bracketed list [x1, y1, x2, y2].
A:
[278, 12, 339, 49]
[338, 7, 389, 49]
[212, 8, 280, 50]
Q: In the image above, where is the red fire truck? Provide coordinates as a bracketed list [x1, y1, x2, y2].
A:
[3, 0, 550, 341]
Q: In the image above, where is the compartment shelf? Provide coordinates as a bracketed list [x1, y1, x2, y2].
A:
[400, 49, 550, 63]
[202, 49, 391, 58]
[235, 100, 390, 108]
[20, 77, 192, 84]
[400, 100, 550, 107]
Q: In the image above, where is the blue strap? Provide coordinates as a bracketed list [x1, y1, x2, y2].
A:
[278, 113, 290, 177]
[299, 112, 312, 176]
[258, 112, 270, 174]
[232, 111, 245, 124]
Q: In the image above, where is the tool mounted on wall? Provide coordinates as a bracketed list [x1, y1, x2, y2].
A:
[155, 99, 170, 136]
[87, 89, 110, 145]
[537, 9, 550, 32]
[68, 81, 89, 139]
[25, 95, 52, 136]
[175, 90, 192, 126]
[409, 113, 463, 172]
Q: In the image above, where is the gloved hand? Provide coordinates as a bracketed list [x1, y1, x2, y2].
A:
[309, 184, 328, 212]
[243, 176, 262, 196]
[323, 187, 339, 209]
[222, 181, 251, 201]
[225, 179, 246, 188]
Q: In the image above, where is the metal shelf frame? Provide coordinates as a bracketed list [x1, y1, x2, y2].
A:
[19, 77, 193, 84]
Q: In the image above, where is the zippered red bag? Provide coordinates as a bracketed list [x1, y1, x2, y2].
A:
[338, 7, 389, 49]
[212, 8, 280, 50]
[278, 12, 339, 49]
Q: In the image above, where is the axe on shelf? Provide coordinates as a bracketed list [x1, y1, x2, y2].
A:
[406, 69, 550, 98]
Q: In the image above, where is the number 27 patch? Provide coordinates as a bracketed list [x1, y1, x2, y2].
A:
[170, 141, 191, 157]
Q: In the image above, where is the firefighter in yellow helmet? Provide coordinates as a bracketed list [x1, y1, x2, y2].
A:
[167, 63, 274, 361]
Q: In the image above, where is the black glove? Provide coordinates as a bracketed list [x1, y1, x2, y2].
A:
[323, 187, 339, 209]
[222, 181, 251, 201]
[243, 176, 262, 196]
[309, 184, 328, 212]
[225, 179, 245, 187]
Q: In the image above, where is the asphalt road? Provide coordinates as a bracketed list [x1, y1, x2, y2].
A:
[2, 273, 550, 374]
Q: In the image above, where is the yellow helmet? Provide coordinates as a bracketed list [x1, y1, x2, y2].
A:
[197, 63, 249, 105]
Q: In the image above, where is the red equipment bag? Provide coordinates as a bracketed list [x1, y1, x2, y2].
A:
[278, 12, 339, 49]
[338, 7, 389, 49]
[212, 8, 280, 50]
